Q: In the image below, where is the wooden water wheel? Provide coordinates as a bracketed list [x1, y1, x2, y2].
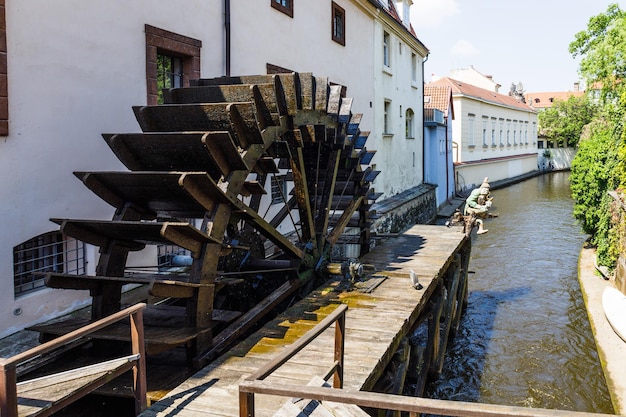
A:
[34, 72, 379, 369]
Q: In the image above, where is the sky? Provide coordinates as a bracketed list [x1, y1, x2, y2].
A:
[410, 0, 625, 93]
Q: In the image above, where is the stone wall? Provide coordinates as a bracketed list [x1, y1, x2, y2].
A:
[371, 184, 437, 234]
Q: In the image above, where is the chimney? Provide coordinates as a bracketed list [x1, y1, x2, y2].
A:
[574, 82, 580, 92]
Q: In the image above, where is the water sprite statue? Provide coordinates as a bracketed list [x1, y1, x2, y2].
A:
[463, 177, 492, 235]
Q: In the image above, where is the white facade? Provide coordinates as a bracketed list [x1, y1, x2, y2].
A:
[372, 3, 427, 198]
[449, 66, 501, 93]
[1, 0, 227, 338]
[428, 77, 538, 192]
[0, 1, 427, 337]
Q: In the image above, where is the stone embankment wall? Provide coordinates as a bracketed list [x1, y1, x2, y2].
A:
[371, 184, 437, 233]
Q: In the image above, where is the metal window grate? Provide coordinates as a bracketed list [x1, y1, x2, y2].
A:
[271, 175, 287, 205]
[13, 232, 86, 297]
[157, 244, 192, 269]
[156, 52, 183, 104]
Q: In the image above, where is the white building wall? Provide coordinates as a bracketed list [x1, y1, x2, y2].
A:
[1, 0, 224, 338]
[449, 66, 500, 92]
[539, 147, 576, 171]
[372, 19, 425, 199]
[0, 0, 427, 337]
[451, 96, 538, 191]
[456, 155, 537, 191]
[231, 1, 374, 94]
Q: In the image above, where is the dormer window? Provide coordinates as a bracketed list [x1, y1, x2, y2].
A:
[398, 0, 412, 27]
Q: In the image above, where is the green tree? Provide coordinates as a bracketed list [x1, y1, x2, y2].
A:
[570, 3, 626, 104]
[538, 95, 596, 147]
[570, 118, 619, 237]
[568, 4, 626, 268]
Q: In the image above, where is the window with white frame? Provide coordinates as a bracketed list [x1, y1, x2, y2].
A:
[13, 231, 86, 297]
[491, 119, 496, 145]
[468, 115, 475, 146]
[411, 53, 417, 83]
[383, 100, 392, 135]
[405, 108, 414, 139]
[506, 120, 511, 145]
[482, 118, 488, 146]
[525, 122, 529, 144]
[383, 31, 390, 68]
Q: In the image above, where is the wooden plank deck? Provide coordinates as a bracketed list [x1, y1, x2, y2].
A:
[138, 224, 468, 417]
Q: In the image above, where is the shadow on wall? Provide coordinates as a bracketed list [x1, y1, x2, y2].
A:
[538, 147, 576, 171]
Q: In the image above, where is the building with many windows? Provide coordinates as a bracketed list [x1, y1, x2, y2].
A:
[0, 0, 429, 336]
[427, 75, 538, 192]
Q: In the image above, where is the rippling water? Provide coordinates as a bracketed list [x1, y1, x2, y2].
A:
[424, 172, 614, 413]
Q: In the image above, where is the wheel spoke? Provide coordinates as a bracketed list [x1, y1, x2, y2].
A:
[314, 149, 341, 248]
[285, 129, 317, 252]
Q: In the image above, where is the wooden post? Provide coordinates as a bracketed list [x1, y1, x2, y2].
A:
[0, 361, 18, 417]
[130, 308, 148, 414]
[333, 307, 345, 389]
[428, 281, 444, 378]
[239, 391, 255, 417]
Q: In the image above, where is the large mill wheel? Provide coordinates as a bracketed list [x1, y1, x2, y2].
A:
[39, 72, 379, 368]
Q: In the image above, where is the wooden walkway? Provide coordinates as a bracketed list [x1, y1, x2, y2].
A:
[138, 224, 469, 417]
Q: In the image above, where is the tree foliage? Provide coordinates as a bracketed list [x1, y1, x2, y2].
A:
[570, 119, 619, 236]
[568, 4, 626, 269]
[570, 3, 626, 104]
[537, 95, 596, 147]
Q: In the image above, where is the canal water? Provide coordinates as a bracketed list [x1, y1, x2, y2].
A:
[424, 172, 614, 413]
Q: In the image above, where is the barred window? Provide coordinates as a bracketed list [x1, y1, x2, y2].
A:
[13, 231, 86, 297]
[156, 53, 183, 104]
[157, 244, 192, 269]
[145, 25, 201, 106]
[271, 175, 288, 205]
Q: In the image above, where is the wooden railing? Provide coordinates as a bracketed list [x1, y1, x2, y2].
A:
[239, 303, 346, 416]
[239, 304, 621, 417]
[0, 303, 147, 417]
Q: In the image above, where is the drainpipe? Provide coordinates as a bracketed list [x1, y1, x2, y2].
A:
[445, 115, 450, 200]
[452, 141, 459, 193]
[225, 0, 231, 76]
[422, 53, 429, 183]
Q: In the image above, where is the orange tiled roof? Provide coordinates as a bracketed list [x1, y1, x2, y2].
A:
[524, 90, 585, 109]
[429, 77, 536, 112]
[424, 85, 454, 119]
